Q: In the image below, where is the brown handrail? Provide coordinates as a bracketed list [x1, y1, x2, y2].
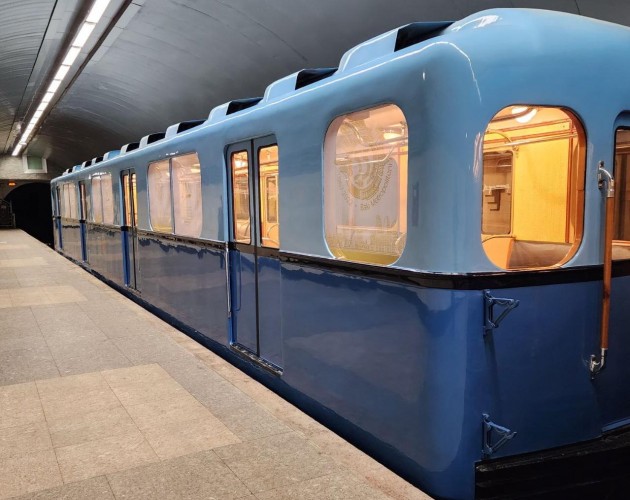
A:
[591, 162, 614, 376]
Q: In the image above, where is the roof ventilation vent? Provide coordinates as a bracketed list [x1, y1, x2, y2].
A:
[295, 68, 337, 90]
[103, 150, 120, 161]
[394, 21, 453, 51]
[62, 169, 70, 176]
[226, 98, 262, 115]
[165, 120, 205, 140]
[71, 165, 82, 172]
[263, 73, 299, 102]
[139, 132, 166, 149]
[93, 156, 104, 164]
[207, 102, 230, 123]
[81, 160, 90, 168]
[120, 142, 140, 155]
[263, 68, 338, 102]
[339, 21, 451, 72]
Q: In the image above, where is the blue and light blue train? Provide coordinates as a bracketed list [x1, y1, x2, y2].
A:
[50, 9, 630, 499]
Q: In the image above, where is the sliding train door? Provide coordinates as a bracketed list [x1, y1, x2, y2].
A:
[226, 137, 282, 372]
[598, 116, 630, 430]
[121, 170, 139, 290]
[78, 181, 88, 262]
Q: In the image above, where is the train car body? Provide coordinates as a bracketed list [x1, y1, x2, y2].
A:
[50, 9, 630, 499]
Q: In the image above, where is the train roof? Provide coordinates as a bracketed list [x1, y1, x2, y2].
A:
[52, 8, 630, 182]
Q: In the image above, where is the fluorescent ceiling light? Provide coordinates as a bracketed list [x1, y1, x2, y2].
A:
[54, 65, 70, 81]
[86, 0, 111, 24]
[63, 46, 81, 66]
[72, 22, 96, 48]
[41, 92, 55, 104]
[48, 80, 61, 93]
[13, 0, 110, 153]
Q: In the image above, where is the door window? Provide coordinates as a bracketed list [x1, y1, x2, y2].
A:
[613, 129, 630, 259]
[259, 145, 279, 249]
[231, 151, 251, 244]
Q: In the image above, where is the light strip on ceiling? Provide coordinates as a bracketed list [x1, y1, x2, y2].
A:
[12, 0, 112, 156]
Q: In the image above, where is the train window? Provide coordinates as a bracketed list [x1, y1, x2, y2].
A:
[482, 106, 585, 269]
[324, 104, 408, 265]
[60, 185, 67, 218]
[172, 153, 202, 238]
[69, 184, 79, 219]
[259, 145, 279, 248]
[91, 176, 103, 223]
[613, 129, 630, 260]
[101, 174, 115, 225]
[148, 160, 173, 233]
[231, 151, 251, 244]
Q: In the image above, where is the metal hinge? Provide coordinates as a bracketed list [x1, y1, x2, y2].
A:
[484, 290, 519, 335]
[483, 413, 517, 457]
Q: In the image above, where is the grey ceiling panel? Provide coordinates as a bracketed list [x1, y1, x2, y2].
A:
[0, 0, 56, 149]
[1, 0, 629, 169]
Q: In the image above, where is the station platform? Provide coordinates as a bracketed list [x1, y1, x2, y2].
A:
[0, 229, 429, 500]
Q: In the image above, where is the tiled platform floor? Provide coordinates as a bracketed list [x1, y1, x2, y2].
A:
[0, 230, 430, 500]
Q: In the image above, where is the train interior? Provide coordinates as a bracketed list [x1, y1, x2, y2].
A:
[482, 106, 585, 269]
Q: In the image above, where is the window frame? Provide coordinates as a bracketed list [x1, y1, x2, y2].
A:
[480, 104, 587, 270]
[323, 102, 409, 267]
[147, 151, 203, 238]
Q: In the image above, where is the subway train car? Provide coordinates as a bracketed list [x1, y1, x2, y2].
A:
[50, 9, 630, 499]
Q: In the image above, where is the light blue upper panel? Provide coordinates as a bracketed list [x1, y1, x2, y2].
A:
[51, 9, 630, 274]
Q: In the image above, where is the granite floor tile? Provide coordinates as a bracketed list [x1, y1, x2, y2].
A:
[9, 476, 115, 500]
[255, 472, 393, 500]
[123, 391, 212, 430]
[9, 287, 53, 306]
[55, 429, 159, 483]
[102, 364, 188, 406]
[0, 289, 11, 308]
[0, 382, 45, 430]
[47, 338, 131, 376]
[37, 373, 120, 421]
[308, 430, 383, 473]
[0, 257, 48, 268]
[141, 416, 240, 460]
[0, 333, 45, 353]
[111, 335, 186, 364]
[0, 277, 19, 289]
[107, 449, 251, 500]
[0, 345, 59, 385]
[0, 450, 62, 500]
[0, 422, 52, 460]
[212, 401, 291, 441]
[48, 406, 139, 448]
[215, 432, 339, 493]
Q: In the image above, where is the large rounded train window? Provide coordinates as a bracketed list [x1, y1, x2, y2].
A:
[324, 104, 408, 266]
[481, 106, 585, 269]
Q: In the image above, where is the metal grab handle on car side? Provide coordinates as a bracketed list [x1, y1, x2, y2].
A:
[591, 161, 614, 376]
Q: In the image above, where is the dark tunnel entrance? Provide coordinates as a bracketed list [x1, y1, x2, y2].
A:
[5, 183, 53, 247]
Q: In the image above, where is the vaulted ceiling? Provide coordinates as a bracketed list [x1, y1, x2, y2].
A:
[2, 0, 630, 171]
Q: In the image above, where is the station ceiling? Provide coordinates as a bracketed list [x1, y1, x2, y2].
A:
[1, 0, 630, 171]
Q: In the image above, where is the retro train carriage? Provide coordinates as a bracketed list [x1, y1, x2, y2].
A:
[50, 9, 630, 499]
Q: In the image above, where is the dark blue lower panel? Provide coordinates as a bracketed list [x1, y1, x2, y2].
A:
[278, 263, 485, 499]
[257, 256, 282, 368]
[52, 219, 60, 250]
[61, 235, 630, 499]
[230, 250, 257, 352]
[137, 235, 228, 346]
[60, 221, 82, 262]
[86, 225, 124, 286]
[598, 275, 630, 429]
